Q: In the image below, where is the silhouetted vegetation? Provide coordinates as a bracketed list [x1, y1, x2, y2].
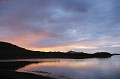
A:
[0, 41, 113, 59]
[94, 52, 112, 58]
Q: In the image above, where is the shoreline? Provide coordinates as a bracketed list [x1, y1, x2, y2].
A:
[0, 61, 55, 79]
[0, 70, 55, 79]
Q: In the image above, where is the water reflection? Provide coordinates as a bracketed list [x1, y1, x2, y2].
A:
[17, 56, 120, 79]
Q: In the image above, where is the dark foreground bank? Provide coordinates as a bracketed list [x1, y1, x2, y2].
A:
[0, 70, 54, 79]
[0, 61, 55, 79]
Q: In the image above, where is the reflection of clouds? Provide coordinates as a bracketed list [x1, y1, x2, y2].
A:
[17, 57, 120, 79]
[17, 57, 120, 72]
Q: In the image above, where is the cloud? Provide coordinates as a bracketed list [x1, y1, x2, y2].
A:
[0, 0, 120, 53]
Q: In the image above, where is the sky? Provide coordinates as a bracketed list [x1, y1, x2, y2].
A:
[0, 0, 120, 53]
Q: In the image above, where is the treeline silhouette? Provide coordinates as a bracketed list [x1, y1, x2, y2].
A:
[0, 42, 112, 59]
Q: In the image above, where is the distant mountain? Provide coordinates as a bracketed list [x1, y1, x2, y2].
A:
[0, 41, 113, 59]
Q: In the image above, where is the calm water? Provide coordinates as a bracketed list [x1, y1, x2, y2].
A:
[16, 56, 120, 79]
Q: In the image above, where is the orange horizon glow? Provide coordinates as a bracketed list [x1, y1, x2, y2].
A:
[1, 38, 99, 53]
[1, 0, 120, 54]
[1, 32, 119, 53]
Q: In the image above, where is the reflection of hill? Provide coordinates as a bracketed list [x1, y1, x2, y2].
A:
[0, 42, 112, 59]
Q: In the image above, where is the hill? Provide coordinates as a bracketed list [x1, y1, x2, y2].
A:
[0, 42, 30, 53]
[0, 42, 32, 59]
[0, 41, 112, 59]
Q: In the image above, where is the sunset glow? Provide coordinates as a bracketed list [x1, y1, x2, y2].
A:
[1, 0, 120, 53]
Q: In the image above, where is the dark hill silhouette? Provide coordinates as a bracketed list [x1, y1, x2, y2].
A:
[0, 41, 34, 59]
[0, 41, 113, 59]
[0, 41, 29, 53]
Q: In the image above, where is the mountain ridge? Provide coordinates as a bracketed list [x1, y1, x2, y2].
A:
[0, 41, 113, 59]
